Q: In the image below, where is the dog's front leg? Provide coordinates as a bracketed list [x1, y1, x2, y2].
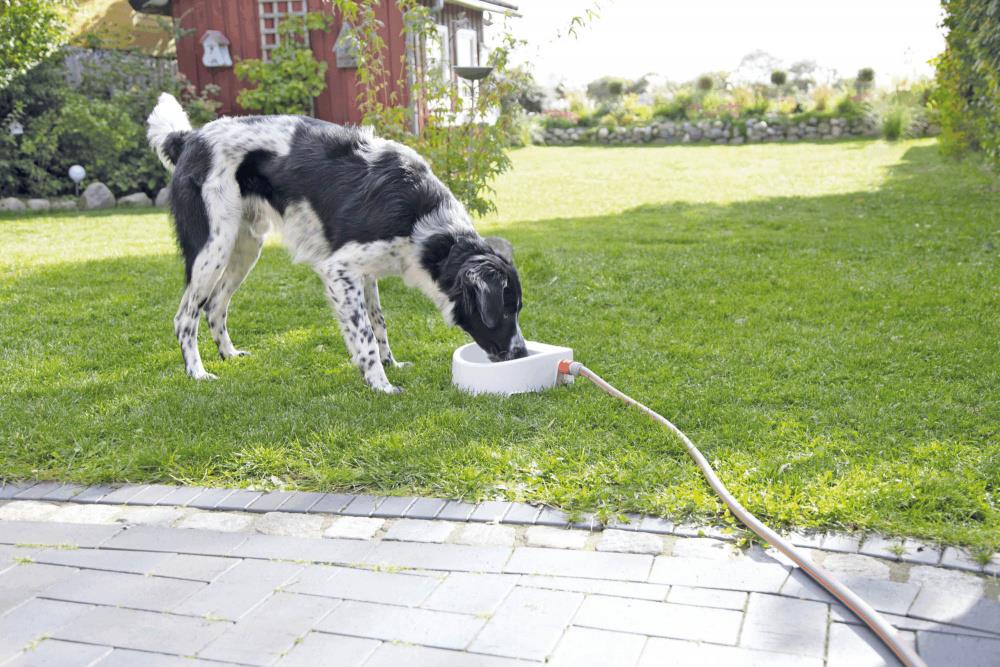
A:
[363, 275, 410, 368]
[318, 265, 400, 393]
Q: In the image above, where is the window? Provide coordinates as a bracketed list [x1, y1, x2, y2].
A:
[258, 0, 308, 61]
[426, 23, 450, 77]
[454, 27, 477, 67]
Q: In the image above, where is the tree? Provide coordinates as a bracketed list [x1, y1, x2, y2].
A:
[735, 50, 780, 84]
[770, 70, 787, 87]
[0, 0, 71, 89]
[788, 60, 817, 92]
[586, 76, 646, 103]
[696, 75, 714, 92]
[856, 67, 875, 94]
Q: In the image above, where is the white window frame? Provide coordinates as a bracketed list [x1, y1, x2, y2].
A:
[454, 27, 477, 67]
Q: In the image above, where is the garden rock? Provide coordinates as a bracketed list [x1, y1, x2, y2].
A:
[51, 198, 79, 210]
[27, 198, 51, 211]
[79, 182, 115, 210]
[118, 192, 152, 208]
[155, 186, 171, 207]
[0, 197, 26, 211]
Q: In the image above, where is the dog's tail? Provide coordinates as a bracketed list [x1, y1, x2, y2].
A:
[147, 92, 192, 172]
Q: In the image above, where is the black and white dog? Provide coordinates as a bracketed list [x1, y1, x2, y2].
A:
[147, 93, 526, 393]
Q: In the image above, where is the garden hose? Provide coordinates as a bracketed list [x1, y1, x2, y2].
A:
[557, 360, 927, 667]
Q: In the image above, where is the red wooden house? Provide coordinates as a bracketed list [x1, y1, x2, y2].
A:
[129, 0, 518, 125]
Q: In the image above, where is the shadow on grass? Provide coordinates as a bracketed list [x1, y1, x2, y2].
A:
[1, 144, 998, 548]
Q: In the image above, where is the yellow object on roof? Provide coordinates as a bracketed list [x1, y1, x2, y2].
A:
[68, 0, 174, 56]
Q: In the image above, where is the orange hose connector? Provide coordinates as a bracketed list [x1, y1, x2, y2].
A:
[558, 360, 926, 667]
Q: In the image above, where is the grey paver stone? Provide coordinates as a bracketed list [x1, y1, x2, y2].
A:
[322, 516, 384, 540]
[253, 512, 325, 538]
[519, 574, 668, 601]
[174, 560, 303, 620]
[569, 513, 602, 531]
[0, 483, 37, 500]
[275, 632, 379, 667]
[940, 546, 985, 572]
[316, 599, 485, 649]
[341, 495, 383, 517]
[13, 482, 63, 500]
[40, 569, 204, 612]
[102, 525, 246, 555]
[244, 491, 293, 513]
[501, 503, 541, 526]
[524, 526, 588, 550]
[177, 511, 255, 532]
[125, 484, 179, 506]
[667, 585, 747, 610]
[0, 598, 94, 662]
[575, 594, 742, 644]
[0, 521, 122, 549]
[371, 495, 417, 518]
[787, 530, 825, 548]
[506, 546, 652, 582]
[213, 489, 263, 511]
[597, 529, 664, 555]
[899, 539, 942, 566]
[186, 488, 236, 510]
[98, 485, 147, 505]
[232, 533, 374, 564]
[649, 556, 789, 592]
[831, 607, 1000, 639]
[859, 534, 905, 560]
[917, 630, 1000, 667]
[821, 533, 863, 553]
[96, 649, 231, 666]
[364, 643, 528, 667]
[534, 507, 570, 527]
[422, 572, 518, 615]
[0, 501, 60, 521]
[149, 554, 238, 582]
[469, 586, 583, 660]
[0, 563, 82, 615]
[154, 486, 208, 507]
[454, 522, 516, 547]
[32, 547, 170, 575]
[740, 593, 828, 657]
[908, 587, 1000, 634]
[606, 513, 643, 531]
[468, 501, 511, 523]
[364, 540, 511, 573]
[114, 505, 187, 526]
[275, 491, 327, 513]
[287, 564, 440, 605]
[822, 553, 892, 579]
[198, 592, 339, 666]
[7, 638, 111, 666]
[384, 519, 455, 543]
[404, 497, 447, 520]
[549, 626, 647, 667]
[308, 493, 354, 514]
[71, 485, 115, 504]
[908, 564, 984, 594]
[638, 637, 821, 667]
[781, 568, 919, 615]
[437, 500, 477, 521]
[827, 622, 912, 667]
[52, 605, 230, 655]
[672, 537, 737, 560]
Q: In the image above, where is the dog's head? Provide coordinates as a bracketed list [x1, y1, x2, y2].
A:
[443, 239, 527, 362]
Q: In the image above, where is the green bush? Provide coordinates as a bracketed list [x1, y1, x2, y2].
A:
[935, 0, 1000, 167]
[881, 105, 910, 140]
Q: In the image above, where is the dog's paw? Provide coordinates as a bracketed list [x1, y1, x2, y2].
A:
[384, 359, 413, 369]
[372, 383, 404, 394]
[221, 349, 250, 360]
[190, 370, 219, 381]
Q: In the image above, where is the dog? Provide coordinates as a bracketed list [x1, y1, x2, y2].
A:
[147, 93, 526, 393]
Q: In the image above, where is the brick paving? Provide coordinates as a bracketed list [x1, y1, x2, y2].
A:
[0, 485, 998, 665]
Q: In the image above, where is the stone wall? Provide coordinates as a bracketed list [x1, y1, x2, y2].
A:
[538, 117, 941, 146]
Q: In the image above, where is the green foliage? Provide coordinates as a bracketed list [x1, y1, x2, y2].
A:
[881, 105, 909, 140]
[0, 0, 71, 89]
[935, 0, 1000, 167]
[696, 75, 714, 92]
[834, 94, 865, 119]
[0, 48, 219, 197]
[586, 75, 646, 103]
[235, 12, 335, 115]
[770, 69, 787, 87]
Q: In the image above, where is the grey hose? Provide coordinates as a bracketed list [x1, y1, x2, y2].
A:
[559, 360, 926, 667]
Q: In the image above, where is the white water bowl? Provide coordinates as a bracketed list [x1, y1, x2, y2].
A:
[452, 341, 574, 396]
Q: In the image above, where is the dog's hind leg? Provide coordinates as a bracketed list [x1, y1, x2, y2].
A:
[174, 180, 240, 380]
[363, 276, 409, 369]
[205, 219, 265, 360]
[317, 263, 399, 393]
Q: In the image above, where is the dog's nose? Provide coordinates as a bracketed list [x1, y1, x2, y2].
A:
[508, 343, 528, 360]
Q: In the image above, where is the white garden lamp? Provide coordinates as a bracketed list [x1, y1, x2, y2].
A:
[69, 165, 86, 196]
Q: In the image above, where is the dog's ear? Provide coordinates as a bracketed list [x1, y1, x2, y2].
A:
[461, 259, 504, 328]
[483, 236, 514, 263]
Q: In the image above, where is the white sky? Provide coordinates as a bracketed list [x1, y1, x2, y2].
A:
[502, 0, 946, 89]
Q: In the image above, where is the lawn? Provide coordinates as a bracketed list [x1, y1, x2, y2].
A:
[2, 139, 998, 552]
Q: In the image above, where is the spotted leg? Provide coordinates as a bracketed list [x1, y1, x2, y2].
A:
[317, 264, 400, 393]
[363, 275, 410, 368]
[204, 223, 264, 360]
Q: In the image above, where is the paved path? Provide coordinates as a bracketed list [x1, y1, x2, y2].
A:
[0, 492, 998, 665]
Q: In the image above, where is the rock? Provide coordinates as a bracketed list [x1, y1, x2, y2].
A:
[51, 198, 78, 210]
[117, 192, 152, 208]
[597, 127, 609, 140]
[155, 186, 171, 207]
[27, 198, 50, 211]
[484, 236, 514, 263]
[0, 197, 25, 211]
[79, 182, 115, 210]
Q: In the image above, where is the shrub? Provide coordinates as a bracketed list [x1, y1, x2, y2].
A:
[541, 110, 579, 129]
[812, 85, 835, 112]
[834, 94, 865, 119]
[653, 90, 693, 120]
[696, 75, 714, 92]
[770, 70, 788, 87]
[856, 67, 875, 94]
[881, 105, 910, 140]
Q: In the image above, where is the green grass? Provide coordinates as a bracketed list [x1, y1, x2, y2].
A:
[2, 139, 999, 550]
